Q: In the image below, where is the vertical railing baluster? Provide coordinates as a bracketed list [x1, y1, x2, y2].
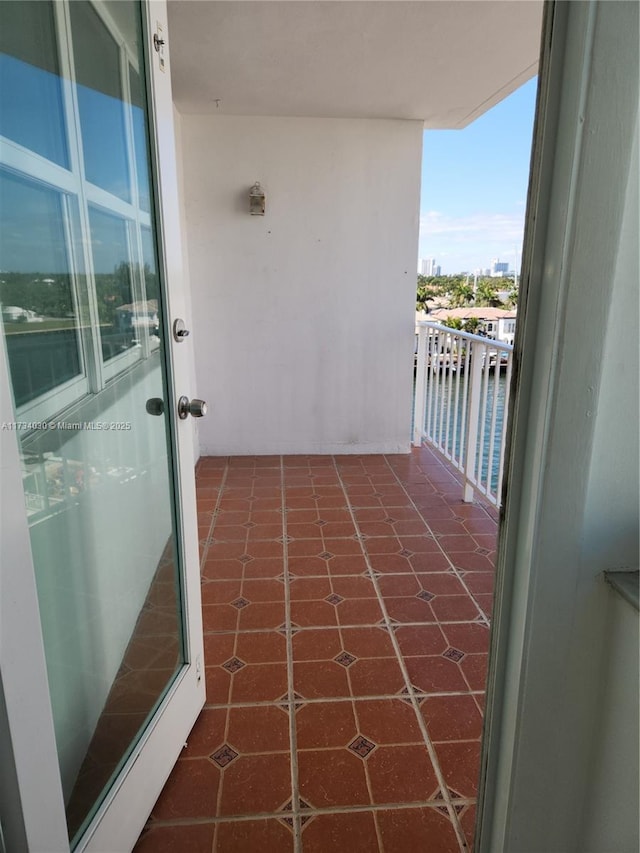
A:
[413, 324, 429, 446]
[464, 339, 484, 502]
[477, 343, 491, 496]
[486, 345, 501, 502]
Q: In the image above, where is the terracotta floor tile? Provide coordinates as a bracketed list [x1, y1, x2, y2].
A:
[326, 553, 368, 573]
[207, 541, 246, 560]
[364, 537, 403, 556]
[227, 704, 290, 753]
[246, 523, 284, 541]
[296, 700, 358, 749]
[231, 663, 288, 703]
[151, 758, 219, 819]
[235, 631, 287, 664]
[289, 555, 330, 575]
[291, 600, 339, 627]
[289, 577, 333, 600]
[409, 552, 452, 573]
[336, 597, 383, 626]
[441, 622, 491, 655]
[330, 575, 377, 598]
[421, 694, 484, 741]
[134, 823, 215, 853]
[201, 580, 242, 605]
[287, 522, 325, 540]
[243, 557, 286, 578]
[301, 811, 380, 853]
[241, 579, 286, 602]
[459, 653, 489, 691]
[475, 593, 494, 616]
[405, 656, 469, 694]
[212, 524, 248, 541]
[348, 657, 405, 697]
[376, 806, 460, 853]
[429, 594, 482, 622]
[395, 624, 448, 657]
[203, 633, 235, 665]
[292, 628, 343, 661]
[215, 819, 294, 853]
[339, 626, 396, 658]
[139, 453, 494, 852]
[460, 802, 478, 850]
[449, 551, 495, 572]
[183, 707, 227, 757]
[237, 601, 286, 630]
[205, 666, 231, 704]
[202, 558, 244, 581]
[398, 535, 441, 554]
[294, 660, 351, 699]
[367, 744, 438, 804]
[377, 574, 421, 597]
[415, 572, 468, 595]
[246, 541, 284, 559]
[434, 740, 482, 798]
[298, 748, 370, 808]
[384, 596, 436, 624]
[367, 553, 412, 573]
[219, 753, 292, 816]
[354, 698, 423, 744]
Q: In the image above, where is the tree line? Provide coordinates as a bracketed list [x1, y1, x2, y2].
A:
[416, 274, 518, 314]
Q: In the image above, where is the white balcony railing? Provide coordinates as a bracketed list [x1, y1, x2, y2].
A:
[413, 321, 514, 508]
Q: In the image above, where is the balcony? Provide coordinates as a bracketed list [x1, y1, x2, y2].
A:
[135, 447, 497, 852]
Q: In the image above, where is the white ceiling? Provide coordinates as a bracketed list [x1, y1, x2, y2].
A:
[167, 0, 543, 128]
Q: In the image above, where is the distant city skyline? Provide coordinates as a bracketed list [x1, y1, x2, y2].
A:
[418, 77, 538, 276]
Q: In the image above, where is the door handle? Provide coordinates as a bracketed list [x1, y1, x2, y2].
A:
[177, 396, 208, 419]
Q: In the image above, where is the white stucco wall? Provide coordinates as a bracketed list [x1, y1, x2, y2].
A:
[179, 115, 423, 455]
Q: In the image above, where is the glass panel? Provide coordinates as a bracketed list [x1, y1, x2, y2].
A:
[87, 206, 138, 362]
[0, 170, 81, 406]
[0, 2, 185, 845]
[69, 1, 130, 201]
[0, 0, 68, 167]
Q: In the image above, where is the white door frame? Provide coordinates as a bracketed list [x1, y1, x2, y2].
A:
[0, 2, 204, 850]
[477, 1, 639, 850]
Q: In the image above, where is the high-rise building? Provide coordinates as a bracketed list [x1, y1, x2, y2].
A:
[420, 258, 439, 276]
[490, 258, 510, 277]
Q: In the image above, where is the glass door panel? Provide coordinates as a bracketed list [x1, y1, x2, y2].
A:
[0, 1, 185, 845]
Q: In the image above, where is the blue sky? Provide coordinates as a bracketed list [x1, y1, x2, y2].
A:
[418, 76, 538, 275]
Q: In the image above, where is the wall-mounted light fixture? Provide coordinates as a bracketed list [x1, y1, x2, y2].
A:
[249, 182, 266, 216]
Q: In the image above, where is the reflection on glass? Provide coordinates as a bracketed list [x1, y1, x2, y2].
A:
[130, 67, 151, 212]
[0, 0, 68, 167]
[0, 171, 81, 406]
[70, 1, 130, 201]
[87, 206, 138, 362]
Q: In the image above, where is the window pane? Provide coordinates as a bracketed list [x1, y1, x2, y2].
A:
[69, 1, 130, 201]
[0, 170, 81, 406]
[0, 0, 68, 167]
[88, 207, 137, 362]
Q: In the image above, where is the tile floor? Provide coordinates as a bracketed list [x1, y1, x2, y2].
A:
[135, 446, 497, 852]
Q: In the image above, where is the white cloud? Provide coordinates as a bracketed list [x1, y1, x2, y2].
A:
[418, 210, 525, 272]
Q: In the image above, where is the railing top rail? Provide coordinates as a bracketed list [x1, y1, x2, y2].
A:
[416, 320, 514, 352]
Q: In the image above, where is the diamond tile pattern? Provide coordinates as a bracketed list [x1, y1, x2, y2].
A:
[348, 735, 377, 758]
[136, 448, 497, 853]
